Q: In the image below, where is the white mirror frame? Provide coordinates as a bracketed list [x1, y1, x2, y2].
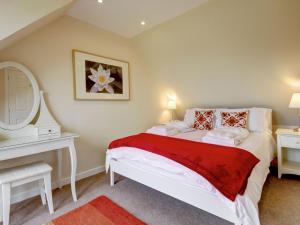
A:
[0, 61, 40, 130]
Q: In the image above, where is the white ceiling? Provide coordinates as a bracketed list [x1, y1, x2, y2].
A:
[68, 0, 208, 38]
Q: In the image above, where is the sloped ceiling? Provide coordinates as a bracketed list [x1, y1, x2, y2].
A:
[0, 0, 74, 50]
[68, 0, 208, 38]
[0, 0, 209, 49]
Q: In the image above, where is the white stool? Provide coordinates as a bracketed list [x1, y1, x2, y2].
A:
[0, 162, 54, 225]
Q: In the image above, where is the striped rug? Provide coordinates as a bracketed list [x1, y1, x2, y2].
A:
[45, 196, 146, 225]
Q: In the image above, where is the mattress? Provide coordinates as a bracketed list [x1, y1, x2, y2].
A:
[106, 130, 275, 225]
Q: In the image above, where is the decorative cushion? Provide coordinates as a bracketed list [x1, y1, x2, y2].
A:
[221, 111, 248, 128]
[193, 110, 215, 130]
[184, 108, 215, 127]
[185, 107, 271, 132]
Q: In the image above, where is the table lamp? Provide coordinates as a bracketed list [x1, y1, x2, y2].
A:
[289, 93, 300, 131]
[167, 97, 177, 121]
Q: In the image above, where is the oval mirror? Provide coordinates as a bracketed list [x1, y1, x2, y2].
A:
[0, 62, 40, 130]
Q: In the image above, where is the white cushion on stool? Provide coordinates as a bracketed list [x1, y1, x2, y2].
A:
[0, 162, 54, 225]
[0, 162, 52, 184]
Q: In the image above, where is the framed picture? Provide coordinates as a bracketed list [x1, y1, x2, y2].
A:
[72, 50, 129, 100]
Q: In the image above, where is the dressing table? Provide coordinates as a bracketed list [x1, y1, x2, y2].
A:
[0, 61, 79, 222]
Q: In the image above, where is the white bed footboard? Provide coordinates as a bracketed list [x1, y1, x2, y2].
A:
[109, 159, 241, 225]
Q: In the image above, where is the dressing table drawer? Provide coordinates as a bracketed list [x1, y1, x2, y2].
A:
[280, 135, 300, 148]
[37, 126, 61, 136]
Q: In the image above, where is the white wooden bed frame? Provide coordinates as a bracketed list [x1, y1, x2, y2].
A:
[109, 159, 242, 225]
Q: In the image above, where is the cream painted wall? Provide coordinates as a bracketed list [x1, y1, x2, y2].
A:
[133, 0, 300, 125]
[0, 70, 5, 121]
[1, 0, 300, 201]
[0, 16, 156, 197]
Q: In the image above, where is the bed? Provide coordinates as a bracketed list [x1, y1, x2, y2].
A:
[106, 108, 275, 225]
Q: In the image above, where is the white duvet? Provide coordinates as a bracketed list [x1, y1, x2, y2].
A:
[106, 130, 275, 225]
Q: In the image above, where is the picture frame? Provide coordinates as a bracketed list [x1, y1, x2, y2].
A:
[72, 49, 130, 100]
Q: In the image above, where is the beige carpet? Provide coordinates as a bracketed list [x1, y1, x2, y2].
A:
[5, 171, 300, 225]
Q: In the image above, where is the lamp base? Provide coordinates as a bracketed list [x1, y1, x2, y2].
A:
[170, 109, 176, 122]
[293, 127, 300, 132]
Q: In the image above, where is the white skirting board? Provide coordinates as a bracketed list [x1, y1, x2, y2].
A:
[11, 165, 105, 204]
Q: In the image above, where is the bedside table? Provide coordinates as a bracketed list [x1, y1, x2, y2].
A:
[276, 128, 300, 178]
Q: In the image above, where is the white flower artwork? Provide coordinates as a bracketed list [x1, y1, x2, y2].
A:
[88, 64, 115, 93]
[73, 50, 129, 100]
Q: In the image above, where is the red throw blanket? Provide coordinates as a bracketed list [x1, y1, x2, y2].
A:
[108, 133, 260, 201]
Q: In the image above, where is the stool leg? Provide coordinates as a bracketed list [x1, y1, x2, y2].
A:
[2, 183, 11, 225]
[38, 180, 46, 205]
[44, 173, 54, 214]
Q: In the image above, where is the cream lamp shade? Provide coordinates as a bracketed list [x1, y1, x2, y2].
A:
[289, 93, 300, 108]
[167, 99, 177, 110]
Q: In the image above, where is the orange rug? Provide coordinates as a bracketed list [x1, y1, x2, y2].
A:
[45, 196, 146, 225]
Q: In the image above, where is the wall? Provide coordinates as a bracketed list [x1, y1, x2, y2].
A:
[0, 70, 5, 122]
[1, 0, 300, 201]
[133, 0, 300, 125]
[0, 16, 155, 200]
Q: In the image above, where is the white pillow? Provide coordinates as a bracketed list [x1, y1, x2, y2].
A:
[215, 107, 272, 132]
[248, 107, 272, 133]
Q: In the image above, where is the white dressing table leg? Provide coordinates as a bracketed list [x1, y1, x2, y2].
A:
[57, 150, 63, 189]
[68, 140, 77, 202]
[2, 183, 11, 225]
[0, 184, 2, 223]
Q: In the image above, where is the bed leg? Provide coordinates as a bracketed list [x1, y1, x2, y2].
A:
[110, 169, 115, 186]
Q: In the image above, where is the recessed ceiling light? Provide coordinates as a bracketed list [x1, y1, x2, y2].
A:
[97, 0, 103, 3]
[141, 21, 146, 26]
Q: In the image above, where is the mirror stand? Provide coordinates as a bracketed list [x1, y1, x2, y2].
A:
[0, 91, 61, 139]
[35, 91, 61, 137]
